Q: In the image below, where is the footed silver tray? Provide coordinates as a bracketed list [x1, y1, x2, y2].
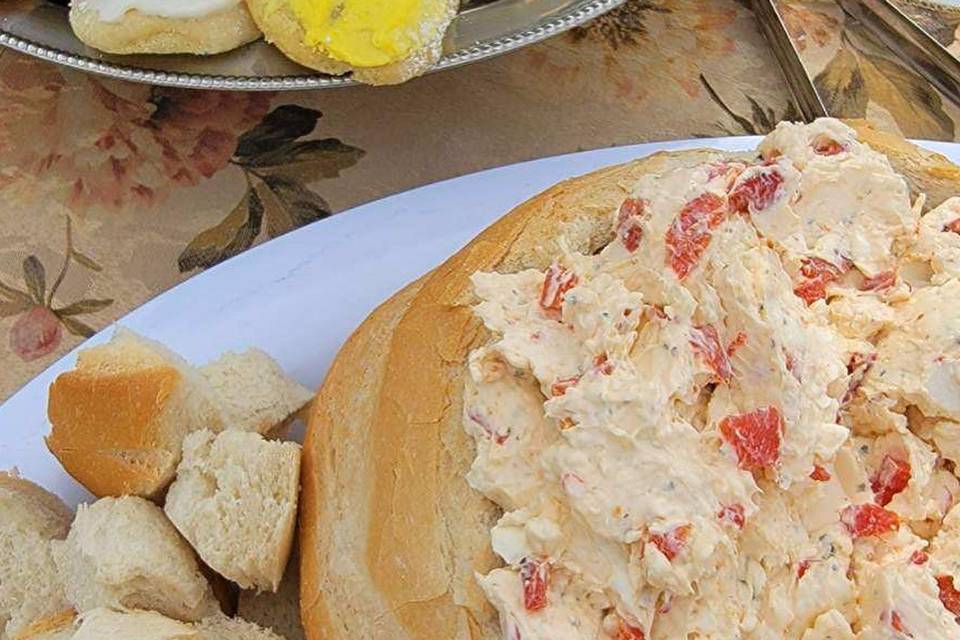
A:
[0, 0, 625, 90]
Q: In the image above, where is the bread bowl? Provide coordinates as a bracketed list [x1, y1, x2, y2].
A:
[300, 119, 960, 639]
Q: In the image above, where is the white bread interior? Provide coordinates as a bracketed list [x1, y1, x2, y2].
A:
[54, 496, 218, 622]
[237, 540, 304, 640]
[0, 472, 73, 640]
[198, 349, 312, 437]
[195, 614, 285, 640]
[165, 430, 301, 592]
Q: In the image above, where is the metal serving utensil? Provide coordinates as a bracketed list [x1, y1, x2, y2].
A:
[751, 0, 830, 122]
[838, 0, 960, 106]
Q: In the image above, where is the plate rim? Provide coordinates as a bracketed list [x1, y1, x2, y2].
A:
[0, 0, 626, 91]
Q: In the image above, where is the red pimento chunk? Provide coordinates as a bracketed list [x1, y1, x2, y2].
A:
[665, 192, 727, 280]
[650, 524, 692, 561]
[690, 324, 735, 384]
[890, 611, 912, 636]
[519, 557, 550, 612]
[614, 621, 646, 640]
[944, 218, 960, 234]
[861, 270, 896, 292]
[729, 166, 785, 215]
[539, 262, 578, 319]
[727, 331, 747, 356]
[797, 559, 812, 579]
[841, 504, 900, 539]
[810, 464, 832, 482]
[911, 550, 929, 565]
[871, 455, 912, 507]
[794, 257, 847, 305]
[616, 198, 647, 253]
[718, 504, 745, 529]
[813, 136, 846, 156]
[719, 406, 783, 471]
[937, 575, 960, 621]
[550, 376, 581, 397]
[593, 353, 614, 376]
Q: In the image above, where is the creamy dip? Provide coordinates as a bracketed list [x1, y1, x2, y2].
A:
[80, 0, 239, 22]
[464, 119, 960, 639]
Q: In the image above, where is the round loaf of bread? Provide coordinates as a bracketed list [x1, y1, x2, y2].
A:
[244, 0, 458, 85]
[69, 2, 260, 55]
[299, 124, 960, 640]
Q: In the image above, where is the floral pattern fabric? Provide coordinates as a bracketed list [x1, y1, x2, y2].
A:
[0, 0, 957, 399]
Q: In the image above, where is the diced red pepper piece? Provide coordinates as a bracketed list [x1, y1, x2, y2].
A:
[650, 524, 692, 561]
[539, 262, 578, 319]
[718, 504, 745, 529]
[550, 376, 580, 397]
[614, 621, 646, 640]
[812, 136, 846, 156]
[890, 610, 912, 636]
[719, 406, 783, 471]
[810, 464, 831, 482]
[861, 270, 896, 292]
[729, 166, 785, 215]
[841, 504, 900, 539]
[910, 550, 929, 565]
[944, 218, 960, 234]
[467, 409, 508, 445]
[593, 353, 614, 376]
[727, 331, 747, 356]
[519, 557, 550, 612]
[793, 257, 846, 305]
[937, 575, 960, 620]
[690, 324, 735, 384]
[665, 192, 727, 280]
[797, 559, 812, 579]
[871, 455, 912, 507]
[616, 198, 647, 253]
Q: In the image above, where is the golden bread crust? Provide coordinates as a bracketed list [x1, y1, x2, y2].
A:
[46, 366, 181, 499]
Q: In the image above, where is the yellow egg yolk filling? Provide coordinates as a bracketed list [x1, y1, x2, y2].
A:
[289, 0, 448, 68]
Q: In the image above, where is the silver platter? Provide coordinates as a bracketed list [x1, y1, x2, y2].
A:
[0, 0, 625, 90]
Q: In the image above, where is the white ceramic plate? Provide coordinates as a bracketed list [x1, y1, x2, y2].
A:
[4, 136, 959, 507]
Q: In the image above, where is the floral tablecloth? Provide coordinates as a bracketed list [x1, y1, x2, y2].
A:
[1, 0, 958, 400]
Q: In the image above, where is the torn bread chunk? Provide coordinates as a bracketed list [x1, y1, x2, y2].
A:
[165, 430, 301, 592]
[55, 496, 218, 622]
[0, 471, 73, 640]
